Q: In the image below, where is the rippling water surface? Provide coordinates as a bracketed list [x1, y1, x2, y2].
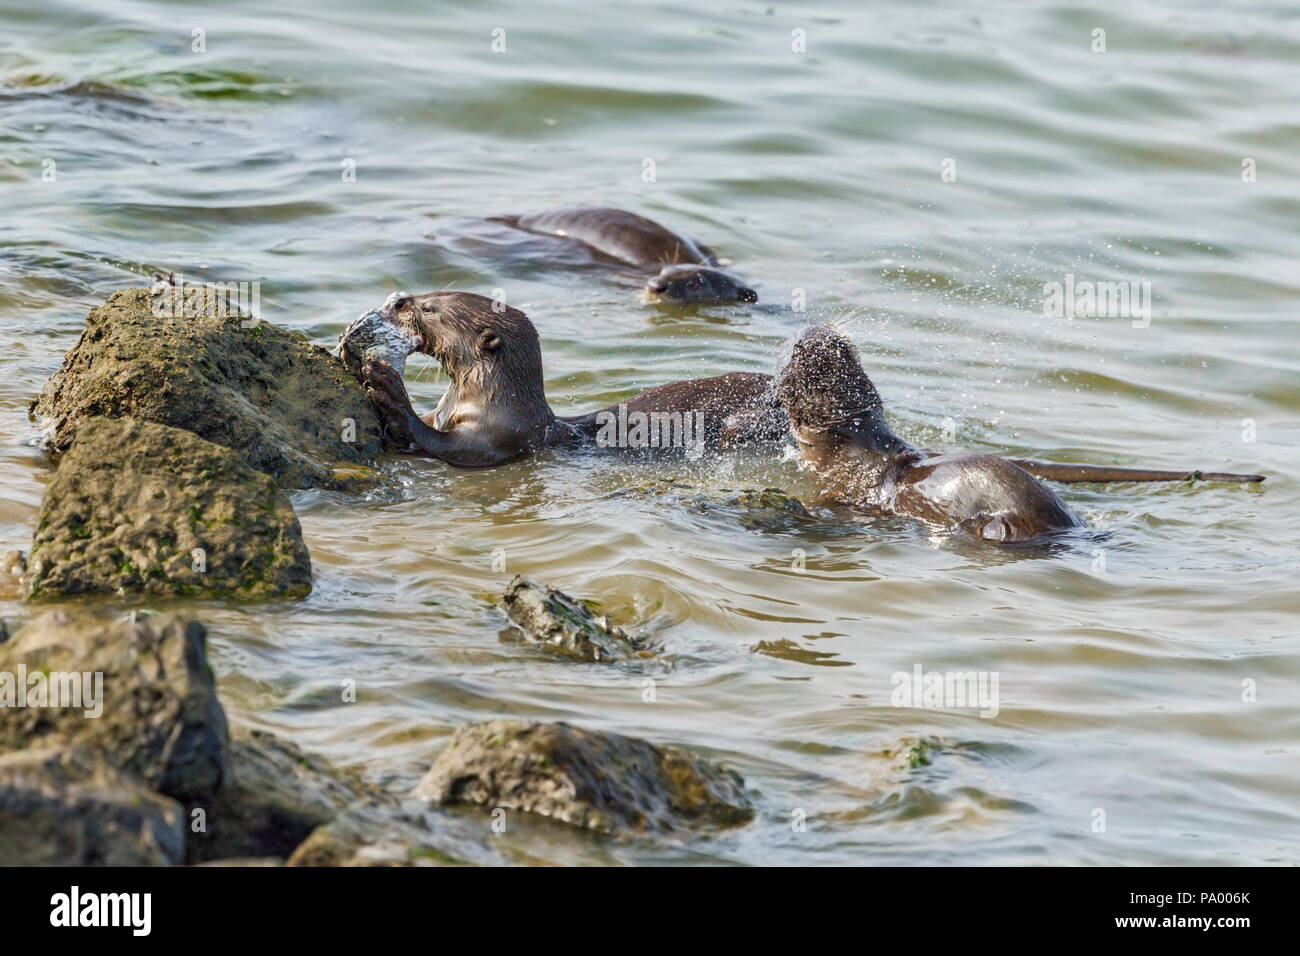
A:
[2, 0, 1297, 864]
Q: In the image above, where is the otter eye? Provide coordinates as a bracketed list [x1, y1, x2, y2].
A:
[421, 303, 436, 313]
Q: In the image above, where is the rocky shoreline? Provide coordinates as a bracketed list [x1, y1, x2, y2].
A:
[1, 287, 758, 865]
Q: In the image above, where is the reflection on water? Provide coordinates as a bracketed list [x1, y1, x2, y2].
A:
[1, 0, 1297, 864]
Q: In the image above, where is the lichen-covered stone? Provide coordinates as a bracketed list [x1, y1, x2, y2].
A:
[0, 609, 228, 803]
[26, 417, 311, 600]
[500, 576, 642, 662]
[0, 747, 185, 866]
[413, 720, 754, 835]
[32, 287, 382, 490]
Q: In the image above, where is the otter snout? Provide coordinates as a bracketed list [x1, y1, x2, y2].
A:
[645, 264, 757, 305]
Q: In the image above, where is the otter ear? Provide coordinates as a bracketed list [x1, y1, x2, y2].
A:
[478, 329, 502, 354]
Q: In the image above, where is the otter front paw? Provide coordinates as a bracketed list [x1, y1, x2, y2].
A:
[362, 360, 417, 449]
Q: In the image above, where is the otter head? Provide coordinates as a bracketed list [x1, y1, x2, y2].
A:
[775, 325, 889, 449]
[376, 290, 553, 439]
[645, 264, 757, 304]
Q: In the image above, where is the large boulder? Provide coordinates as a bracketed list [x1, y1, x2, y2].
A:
[32, 287, 382, 491]
[0, 747, 186, 866]
[26, 417, 311, 600]
[0, 609, 229, 803]
[413, 720, 754, 835]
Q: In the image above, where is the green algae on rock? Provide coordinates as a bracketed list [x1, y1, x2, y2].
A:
[27, 417, 311, 600]
[32, 287, 382, 491]
[413, 719, 754, 835]
[500, 575, 644, 662]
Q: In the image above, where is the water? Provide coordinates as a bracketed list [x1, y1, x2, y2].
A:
[2, 0, 1297, 864]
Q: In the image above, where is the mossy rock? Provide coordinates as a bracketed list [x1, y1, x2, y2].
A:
[26, 416, 311, 600]
[32, 287, 383, 490]
[413, 720, 754, 835]
[500, 575, 644, 662]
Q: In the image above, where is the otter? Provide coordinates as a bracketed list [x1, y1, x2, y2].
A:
[356, 291, 785, 467]
[350, 293, 1263, 485]
[775, 325, 1090, 542]
[490, 207, 757, 305]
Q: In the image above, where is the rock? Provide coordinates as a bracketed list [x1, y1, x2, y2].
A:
[684, 487, 814, 532]
[32, 287, 383, 491]
[500, 576, 642, 662]
[0, 747, 185, 866]
[616, 481, 815, 533]
[0, 607, 433, 865]
[26, 417, 311, 600]
[413, 720, 754, 835]
[0, 609, 229, 803]
[190, 729, 389, 864]
[0, 550, 24, 601]
[287, 804, 466, 867]
[195, 857, 283, 866]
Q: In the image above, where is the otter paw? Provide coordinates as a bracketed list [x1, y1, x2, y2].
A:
[381, 419, 416, 451]
[364, 385, 414, 442]
[362, 359, 408, 399]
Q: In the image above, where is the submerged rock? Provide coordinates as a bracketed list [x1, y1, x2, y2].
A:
[0, 747, 186, 866]
[0, 609, 229, 803]
[616, 480, 815, 533]
[684, 487, 814, 532]
[26, 417, 311, 600]
[413, 720, 754, 835]
[500, 575, 642, 662]
[32, 287, 382, 491]
[287, 803, 466, 867]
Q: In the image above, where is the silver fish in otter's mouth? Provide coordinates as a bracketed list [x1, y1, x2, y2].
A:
[334, 291, 424, 380]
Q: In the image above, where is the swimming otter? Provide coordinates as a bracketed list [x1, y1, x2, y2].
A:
[775, 325, 1087, 542]
[491, 208, 757, 305]
[352, 293, 1263, 483]
[357, 291, 785, 467]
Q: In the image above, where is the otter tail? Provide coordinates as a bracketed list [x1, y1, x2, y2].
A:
[1010, 459, 1264, 484]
